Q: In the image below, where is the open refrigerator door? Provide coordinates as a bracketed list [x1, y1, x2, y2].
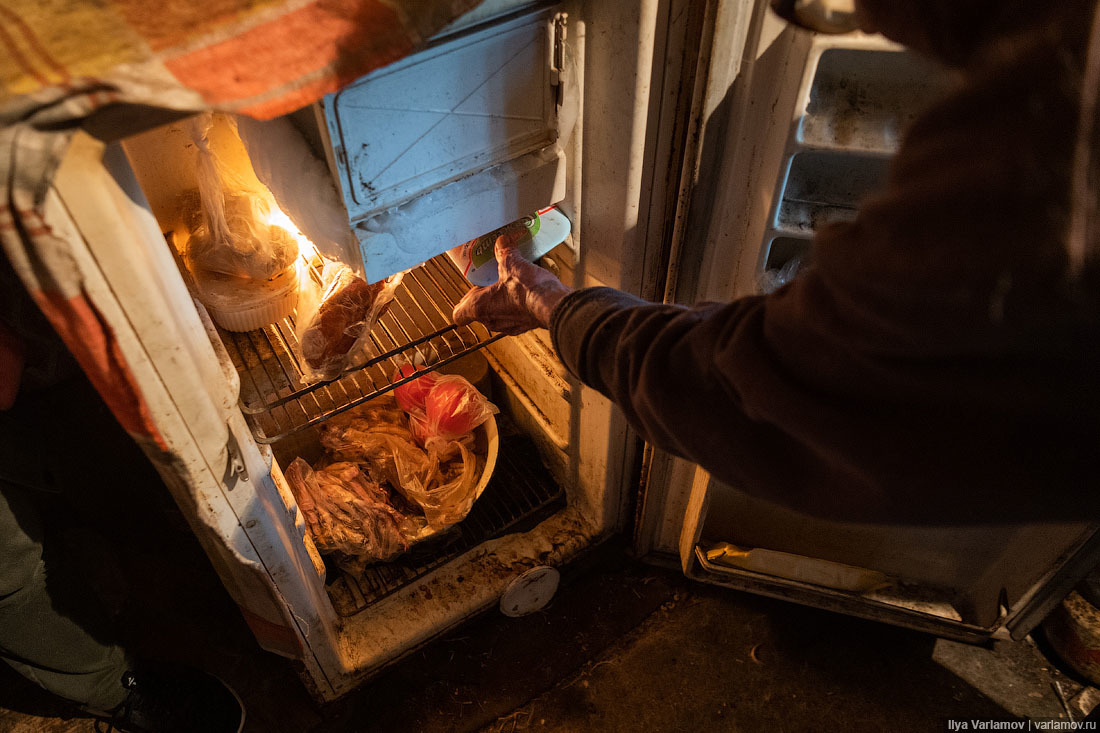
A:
[635, 0, 1100, 644]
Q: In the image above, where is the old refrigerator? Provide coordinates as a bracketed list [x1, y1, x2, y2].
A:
[29, 0, 1100, 701]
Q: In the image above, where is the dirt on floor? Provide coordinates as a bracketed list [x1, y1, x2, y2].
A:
[0, 377, 1081, 732]
[0, 529, 1037, 733]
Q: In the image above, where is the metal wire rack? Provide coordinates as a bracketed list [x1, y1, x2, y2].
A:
[219, 255, 502, 443]
[326, 435, 566, 616]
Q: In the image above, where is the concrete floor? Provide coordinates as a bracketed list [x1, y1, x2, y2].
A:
[0, 378, 1084, 731]
[0, 526, 1047, 732]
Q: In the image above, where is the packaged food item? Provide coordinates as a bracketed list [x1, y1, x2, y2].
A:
[390, 367, 498, 445]
[283, 458, 419, 574]
[392, 363, 440, 415]
[183, 114, 299, 282]
[295, 260, 401, 382]
[318, 390, 495, 532]
[180, 113, 302, 332]
[185, 193, 298, 281]
[446, 207, 572, 286]
[319, 420, 477, 531]
[289, 383, 497, 573]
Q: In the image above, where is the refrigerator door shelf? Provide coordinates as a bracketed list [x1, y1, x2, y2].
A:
[798, 45, 952, 155]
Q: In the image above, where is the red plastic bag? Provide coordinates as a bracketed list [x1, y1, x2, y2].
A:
[392, 363, 440, 415]
[423, 375, 498, 441]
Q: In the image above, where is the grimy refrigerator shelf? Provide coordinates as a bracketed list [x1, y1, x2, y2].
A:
[327, 435, 566, 616]
[219, 254, 502, 443]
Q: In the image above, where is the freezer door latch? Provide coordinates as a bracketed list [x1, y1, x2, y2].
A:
[551, 13, 568, 107]
[224, 428, 250, 486]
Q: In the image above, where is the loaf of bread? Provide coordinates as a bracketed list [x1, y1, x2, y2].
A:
[299, 264, 385, 377]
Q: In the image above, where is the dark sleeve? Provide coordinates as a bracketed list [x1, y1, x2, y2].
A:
[853, 1, 1070, 68]
[547, 282, 911, 522]
[550, 287, 771, 470]
[548, 2, 1100, 524]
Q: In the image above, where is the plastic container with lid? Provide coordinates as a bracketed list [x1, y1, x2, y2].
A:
[192, 263, 300, 332]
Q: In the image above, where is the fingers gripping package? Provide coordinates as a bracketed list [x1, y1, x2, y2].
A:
[295, 259, 402, 382]
[283, 374, 498, 573]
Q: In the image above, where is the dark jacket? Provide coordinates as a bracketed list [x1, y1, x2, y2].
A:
[550, 0, 1100, 524]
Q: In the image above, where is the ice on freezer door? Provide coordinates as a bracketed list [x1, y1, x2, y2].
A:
[324, 9, 569, 282]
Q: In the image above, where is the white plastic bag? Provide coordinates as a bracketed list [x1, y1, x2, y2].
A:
[758, 255, 806, 294]
[183, 113, 298, 282]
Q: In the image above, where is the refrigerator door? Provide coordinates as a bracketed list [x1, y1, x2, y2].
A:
[47, 131, 345, 699]
[324, 6, 571, 281]
[637, 0, 1100, 642]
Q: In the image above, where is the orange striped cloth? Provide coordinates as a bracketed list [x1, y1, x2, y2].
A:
[0, 0, 479, 445]
[0, 0, 479, 118]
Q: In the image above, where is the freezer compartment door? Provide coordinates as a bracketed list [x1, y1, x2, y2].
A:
[353, 145, 565, 283]
[324, 7, 570, 281]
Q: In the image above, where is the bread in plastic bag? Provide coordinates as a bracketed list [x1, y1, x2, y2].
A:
[183, 113, 298, 282]
[295, 259, 402, 382]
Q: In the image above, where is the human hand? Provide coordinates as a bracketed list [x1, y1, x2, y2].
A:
[452, 232, 573, 335]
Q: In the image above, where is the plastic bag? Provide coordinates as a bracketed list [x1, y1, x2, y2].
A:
[319, 401, 487, 531]
[421, 374, 498, 443]
[408, 439, 483, 530]
[380, 432, 482, 530]
[183, 113, 298, 281]
[294, 259, 402, 382]
[283, 458, 416, 573]
[758, 255, 805, 294]
[391, 363, 439, 415]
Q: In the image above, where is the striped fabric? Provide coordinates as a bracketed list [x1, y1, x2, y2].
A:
[0, 0, 479, 442]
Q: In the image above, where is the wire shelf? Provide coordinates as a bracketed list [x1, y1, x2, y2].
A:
[219, 255, 502, 443]
[326, 435, 566, 616]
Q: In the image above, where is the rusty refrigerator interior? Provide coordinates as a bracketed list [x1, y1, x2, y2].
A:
[42, 0, 1100, 701]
